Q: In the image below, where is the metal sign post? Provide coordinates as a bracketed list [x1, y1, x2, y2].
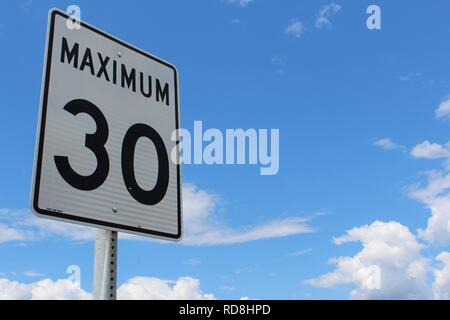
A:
[93, 229, 118, 300]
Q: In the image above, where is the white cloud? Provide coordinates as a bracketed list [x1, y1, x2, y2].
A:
[124, 184, 314, 245]
[411, 141, 450, 159]
[407, 170, 450, 245]
[182, 185, 313, 245]
[408, 136, 450, 246]
[289, 248, 313, 257]
[24, 215, 96, 241]
[436, 97, 450, 119]
[184, 215, 313, 245]
[224, 0, 254, 7]
[185, 258, 202, 266]
[219, 285, 236, 291]
[0, 276, 214, 300]
[433, 251, 450, 299]
[23, 271, 45, 278]
[0, 278, 91, 300]
[0, 184, 314, 246]
[0, 223, 30, 244]
[0, 208, 95, 243]
[399, 72, 421, 82]
[270, 56, 287, 76]
[235, 266, 255, 274]
[306, 221, 432, 299]
[118, 276, 214, 300]
[285, 19, 306, 38]
[271, 55, 286, 66]
[315, 3, 341, 29]
[374, 138, 405, 151]
[309, 107, 450, 299]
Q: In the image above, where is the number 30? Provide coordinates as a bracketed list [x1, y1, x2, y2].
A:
[54, 99, 169, 206]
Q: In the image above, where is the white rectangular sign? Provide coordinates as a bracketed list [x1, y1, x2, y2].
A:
[31, 9, 182, 240]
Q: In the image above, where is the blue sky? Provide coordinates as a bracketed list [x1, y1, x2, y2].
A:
[1, 0, 450, 299]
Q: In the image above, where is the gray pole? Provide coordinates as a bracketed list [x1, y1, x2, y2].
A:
[93, 229, 118, 300]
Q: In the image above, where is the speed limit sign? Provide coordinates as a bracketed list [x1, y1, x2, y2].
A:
[31, 9, 182, 240]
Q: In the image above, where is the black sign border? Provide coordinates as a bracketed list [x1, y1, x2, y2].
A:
[32, 9, 182, 240]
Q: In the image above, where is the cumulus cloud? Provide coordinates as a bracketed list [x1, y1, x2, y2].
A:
[433, 251, 450, 299]
[411, 141, 450, 159]
[309, 106, 450, 299]
[0, 184, 314, 246]
[0, 276, 213, 300]
[306, 221, 432, 299]
[0, 278, 91, 300]
[436, 97, 450, 119]
[373, 138, 405, 151]
[285, 19, 306, 38]
[118, 276, 214, 300]
[0, 223, 30, 243]
[407, 170, 450, 245]
[315, 3, 341, 29]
